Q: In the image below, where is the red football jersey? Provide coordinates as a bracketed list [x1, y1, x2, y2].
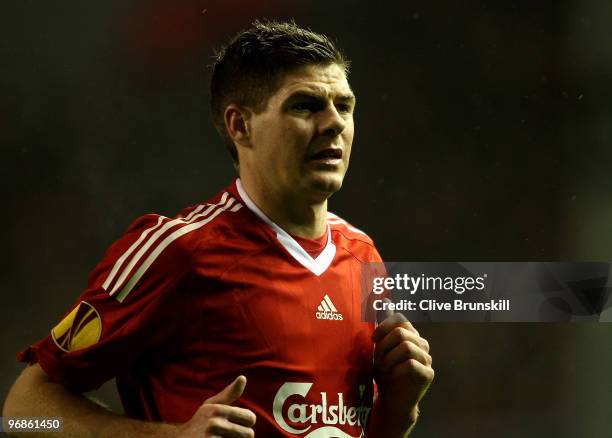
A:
[19, 179, 383, 437]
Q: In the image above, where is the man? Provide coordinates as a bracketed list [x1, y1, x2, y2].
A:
[4, 20, 433, 437]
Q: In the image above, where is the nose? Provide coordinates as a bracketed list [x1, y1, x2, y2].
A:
[318, 104, 346, 137]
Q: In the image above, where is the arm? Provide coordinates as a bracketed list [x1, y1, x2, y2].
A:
[367, 389, 420, 438]
[3, 364, 255, 438]
[366, 312, 434, 438]
[3, 364, 175, 438]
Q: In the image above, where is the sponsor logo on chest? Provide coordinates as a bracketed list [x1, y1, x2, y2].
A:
[273, 382, 371, 437]
[315, 294, 343, 321]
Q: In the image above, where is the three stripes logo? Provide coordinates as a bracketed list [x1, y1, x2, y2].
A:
[102, 192, 242, 303]
[316, 294, 344, 321]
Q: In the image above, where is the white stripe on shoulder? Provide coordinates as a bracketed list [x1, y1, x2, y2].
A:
[104, 193, 232, 295]
[327, 212, 368, 236]
[114, 196, 240, 302]
[103, 198, 226, 291]
[102, 215, 165, 291]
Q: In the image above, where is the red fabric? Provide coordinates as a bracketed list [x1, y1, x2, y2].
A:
[290, 231, 328, 258]
[19, 179, 383, 437]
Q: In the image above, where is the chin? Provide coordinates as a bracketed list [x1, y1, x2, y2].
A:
[308, 173, 344, 199]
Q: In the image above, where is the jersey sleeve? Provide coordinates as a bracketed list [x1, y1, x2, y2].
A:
[18, 213, 192, 393]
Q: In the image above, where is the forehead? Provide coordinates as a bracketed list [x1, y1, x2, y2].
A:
[272, 63, 354, 101]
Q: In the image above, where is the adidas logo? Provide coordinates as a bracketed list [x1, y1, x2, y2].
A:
[315, 294, 343, 321]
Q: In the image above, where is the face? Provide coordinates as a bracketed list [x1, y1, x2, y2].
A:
[241, 63, 356, 203]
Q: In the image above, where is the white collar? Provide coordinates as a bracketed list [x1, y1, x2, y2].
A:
[235, 178, 336, 276]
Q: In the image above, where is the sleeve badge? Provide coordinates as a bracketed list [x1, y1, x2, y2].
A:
[51, 301, 102, 352]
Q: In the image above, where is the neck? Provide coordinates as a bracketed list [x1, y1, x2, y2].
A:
[238, 176, 328, 239]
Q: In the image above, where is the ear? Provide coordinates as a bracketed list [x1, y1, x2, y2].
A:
[224, 104, 252, 148]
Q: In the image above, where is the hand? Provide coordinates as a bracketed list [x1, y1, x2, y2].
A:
[176, 375, 256, 438]
[372, 303, 434, 427]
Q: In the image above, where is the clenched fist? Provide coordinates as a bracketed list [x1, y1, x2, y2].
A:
[369, 303, 434, 437]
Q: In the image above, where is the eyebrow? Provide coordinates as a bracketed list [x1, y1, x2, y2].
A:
[287, 91, 356, 103]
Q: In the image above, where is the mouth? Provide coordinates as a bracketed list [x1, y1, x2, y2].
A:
[309, 147, 343, 164]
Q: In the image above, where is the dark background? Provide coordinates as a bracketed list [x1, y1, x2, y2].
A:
[2, 1, 612, 436]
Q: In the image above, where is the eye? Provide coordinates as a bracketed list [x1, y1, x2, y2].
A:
[291, 101, 323, 112]
[291, 100, 325, 113]
[336, 103, 353, 114]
